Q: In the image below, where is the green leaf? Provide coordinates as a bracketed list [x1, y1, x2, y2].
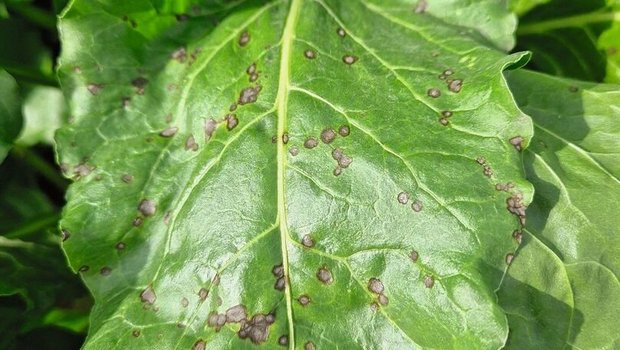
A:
[0, 69, 22, 163]
[375, 0, 518, 52]
[17, 86, 68, 146]
[499, 69, 620, 349]
[515, 0, 620, 83]
[509, 0, 550, 16]
[0, 16, 56, 86]
[57, 1, 534, 348]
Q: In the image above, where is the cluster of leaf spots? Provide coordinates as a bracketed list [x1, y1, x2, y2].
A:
[54, 0, 539, 348]
[69, 27, 268, 188]
[298, 124, 352, 176]
[367, 278, 389, 308]
[476, 156, 494, 178]
[397, 191, 423, 213]
[428, 68, 464, 98]
[475, 150, 526, 263]
[237, 313, 276, 344]
[272, 264, 286, 291]
[438, 110, 453, 126]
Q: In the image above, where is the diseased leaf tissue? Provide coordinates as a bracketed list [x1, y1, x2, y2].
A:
[57, 0, 532, 348]
[2, 0, 617, 349]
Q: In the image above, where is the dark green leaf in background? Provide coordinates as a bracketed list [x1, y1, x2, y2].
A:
[0, 153, 90, 350]
[57, 0, 534, 348]
[515, 0, 620, 83]
[0, 68, 22, 162]
[499, 69, 620, 349]
[510, 0, 550, 16]
[0, 3, 88, 348]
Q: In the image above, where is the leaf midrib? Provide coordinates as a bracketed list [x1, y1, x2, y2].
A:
[276, 0, 302, 348]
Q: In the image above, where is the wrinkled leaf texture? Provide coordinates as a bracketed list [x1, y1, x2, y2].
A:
[57, 0, 533, 349]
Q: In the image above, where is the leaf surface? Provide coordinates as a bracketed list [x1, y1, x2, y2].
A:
[17, 86, 68, 146]
[500, 69, 620, 349]
[57, 1, 533, 348]
[372, 0, 518, 51]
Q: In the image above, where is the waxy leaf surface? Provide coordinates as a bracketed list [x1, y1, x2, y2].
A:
[500, 69, 620, 349]
[57, 1, 532, 348]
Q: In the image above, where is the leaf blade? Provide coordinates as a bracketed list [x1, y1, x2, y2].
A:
[501, 69, 620, 349]
[57, 1, 534, 348]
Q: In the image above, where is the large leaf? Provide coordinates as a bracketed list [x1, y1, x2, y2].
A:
[499, 69, 620, 349]
[57, 1, 534, 348]
[0, 68, 22, 163]
[515, 0, 620, 83]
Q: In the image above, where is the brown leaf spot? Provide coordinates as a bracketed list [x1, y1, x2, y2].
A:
[317, 267, 333, 284]
[278, 335, 289, 346]
[509, 136, 524, 151]
[397, 192, 409, 204]
[185, 134, 199, 151]
[304, 137, 318, 149]
[368, 278, 384, 294]
[427, 88, 441, 98]
[448, 79, 463, 93]
[238, 313, 275, 344]
[378, 293, 389, 306]
[225, 114, 239, 131]
[226, 304, 247, 323]
[192, 340, 206, 350]
[298, 294, 310, 306]
[87, 84, 103, 95]
[238, 86, 260, 105]
[423, 275, 434, 288]
[414, 0, 428, 13]
[304, 50, 316, 59]
[138, 199, 156, 217]
[121, 174, 134, 183]
[140, 285, 156, 304]
[239, 31, 250, 47]
[159, 127, 178, 137]
[321, 128, 336, 144]
[301, 234, 315, 248]
[411, 200, 423, 212]
[342, 55, 359, 65]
